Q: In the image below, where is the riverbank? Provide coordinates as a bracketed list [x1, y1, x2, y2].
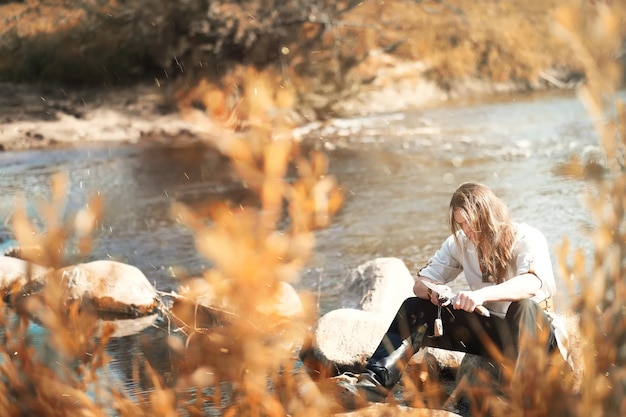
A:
[0, 82, 194, 151]
[0, 0, 604, 152]
[0, 61, 576, 153]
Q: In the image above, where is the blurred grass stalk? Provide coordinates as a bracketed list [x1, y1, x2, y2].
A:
[1, 174, 123, 416]
[173, 66, 343, 416]
[552, 1, 626, 417]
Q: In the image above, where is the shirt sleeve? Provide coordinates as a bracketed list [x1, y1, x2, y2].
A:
[512, 225, 556, 297]
[418, 234, 463, 284]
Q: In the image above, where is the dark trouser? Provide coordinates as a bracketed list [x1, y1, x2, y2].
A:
[366, 297, 555, 388]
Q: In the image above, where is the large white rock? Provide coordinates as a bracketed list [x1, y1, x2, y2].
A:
[311, 257, 415, 368]
[315, 308, 391, 367]
[0, 255, 49, 294]
[257, 280, 305, 319]
[170, 278, 306, 357]
[334, 402, 461, 416]
[172, 277, 304, 326]
[57, 260, 159, 316]
[0, 256, 159, 316]
[414, 348, 467, 380]
[343, 257, 415, 320]
[95, 313, 160, 338]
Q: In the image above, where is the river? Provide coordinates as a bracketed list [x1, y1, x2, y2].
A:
[305, 89, 606, 313]
[0, 88, 607, 400]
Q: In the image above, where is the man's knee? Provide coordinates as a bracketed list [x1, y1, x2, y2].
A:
[506, 299, 552, 344]
[393, 297, 435, 336]
[506, 299, 543, 321]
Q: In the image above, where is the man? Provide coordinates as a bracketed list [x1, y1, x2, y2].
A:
[339, 182, 560, 405]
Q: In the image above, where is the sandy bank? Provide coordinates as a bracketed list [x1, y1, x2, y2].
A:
[0, 62, 571, 153]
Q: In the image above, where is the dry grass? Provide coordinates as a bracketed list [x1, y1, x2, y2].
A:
[550, 2, 626, 416]
[0, 0, 590, 100]
[171, 66, 344, 415]
[280, 0, 582, 102]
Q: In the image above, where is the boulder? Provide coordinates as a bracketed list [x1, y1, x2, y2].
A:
[57, 260, 159, 316]
[308, 257, 415, 371]
[415, 348, 467, 380]
[0, 256, 159, 316]
[314, 308, 391, 368]
[334, 402, 461, 416]
[449, 311, 584, 392]
[454, 354, 501, 392]
[0, 255, 49, 294]
[95, 313, 160, 338]
[168, 277, 306, 361]
[257, 280, 305, 320]
[170, 277, 304, 329]
[342, 257, 415, 322]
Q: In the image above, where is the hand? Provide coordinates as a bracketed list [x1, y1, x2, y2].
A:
[429, 283, 452, 306]
[428, 287, 440, 305]
[453, 290, 485, 313]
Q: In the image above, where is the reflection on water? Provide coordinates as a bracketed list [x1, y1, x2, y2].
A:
[0, 89, 604, 399]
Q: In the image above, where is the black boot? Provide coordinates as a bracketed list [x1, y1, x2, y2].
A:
[337, 323, 428, 405]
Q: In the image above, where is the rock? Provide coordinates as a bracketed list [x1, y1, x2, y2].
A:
[257, 280, 305, 320]
[168, 277, 307, 368]
[307, 257, 415, 371]
[95, 313, 160, 338]
[171, 277, 304, 329]
[56, 260, 159, 316]
[455, 354, 501, 388]
[0, 255, 49, 295]
[559, 312, 584, 391]
[416, 348, 466, 380]
[334, 402, 461, 416]
[0, 257, 159, 317]
[313, 308, 392, 368]
[449, 311, 585, 393]
[169, 277, 223, 329]
[343, 257, 415, 320]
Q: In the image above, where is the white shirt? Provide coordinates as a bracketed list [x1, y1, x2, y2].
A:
[419, 223, 556, 315]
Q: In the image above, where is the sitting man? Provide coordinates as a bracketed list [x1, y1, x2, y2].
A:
[338, 182, 562, 405]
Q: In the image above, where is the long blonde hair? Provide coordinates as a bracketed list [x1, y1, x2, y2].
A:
[449, 183, 515, 283]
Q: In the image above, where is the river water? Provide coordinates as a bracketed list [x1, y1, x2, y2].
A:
[304, 89, 599, 313]
[0, 88, 608, 399]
